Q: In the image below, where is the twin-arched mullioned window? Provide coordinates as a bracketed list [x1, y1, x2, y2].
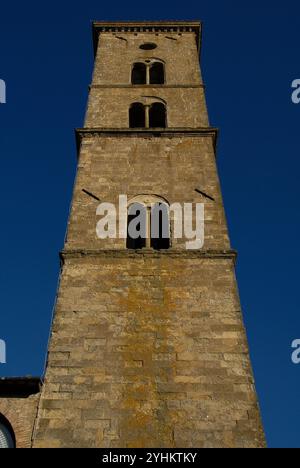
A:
[129, 101, 167, 128]
[126, 195, 170, 250]
[130, 60, 166, 128]
[131, 60, 165, 85]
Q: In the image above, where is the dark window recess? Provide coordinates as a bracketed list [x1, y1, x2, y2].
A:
[139, 43, 157, 50]
[131, 63, 147, 84]
[127, 206, 146, 249]
[129, 103, 145, 128]
[149, 103, 166, 128]
[150, 62, 164, 84]
[151, 204, 170, 250]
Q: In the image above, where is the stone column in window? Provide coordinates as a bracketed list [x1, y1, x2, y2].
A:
[146, 206, 151, 248]
[146, 65, 150, 85]
[145, 105, 150, 129]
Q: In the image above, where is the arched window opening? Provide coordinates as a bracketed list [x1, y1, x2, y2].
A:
[131, 63, 147, 85]
[150, 62, 164, 84]
[151, 203, 170, 250]
[131, 60, 165, 86]
[0, 415, 15, 448]
[129, 103, 145, 128]
[149, 103, 166, 128]
[126, 203, 147, 249]
[126, 199, 170, 250]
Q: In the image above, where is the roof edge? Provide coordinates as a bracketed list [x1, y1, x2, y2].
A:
[92, 20, 202, 56]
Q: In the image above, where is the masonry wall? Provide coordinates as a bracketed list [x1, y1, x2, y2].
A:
[31, 25, 265, 448]
[0, 394, 40, 448]
[66, 135, 229, 251]
[33, 254, 264, 448]
[85, 88, 208, 128]
[92, 32, 202, 86]
[84, 32, 209, 128]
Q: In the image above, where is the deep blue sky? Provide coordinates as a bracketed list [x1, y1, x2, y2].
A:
[0, 0, 299, 448]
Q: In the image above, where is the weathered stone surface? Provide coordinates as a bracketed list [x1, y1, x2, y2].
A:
[0, 394, 40, 448]
[0, 21, 265, 448]
[33, 21, 265, 448]
[67, 135, 229, 251]
[32, 254, 265, 448]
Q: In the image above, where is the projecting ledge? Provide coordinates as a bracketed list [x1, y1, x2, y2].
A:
[75, 127, 219, 156]
[60, 248, 237, 263]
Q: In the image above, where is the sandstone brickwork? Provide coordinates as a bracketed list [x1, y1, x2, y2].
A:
[0, 379, 40, 448]
[33, 252, 265, 448]
[0, 21, 266, 448]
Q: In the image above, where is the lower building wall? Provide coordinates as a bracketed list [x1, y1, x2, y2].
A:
[32, 252, 265, 448]
[0, 394, 40, 448]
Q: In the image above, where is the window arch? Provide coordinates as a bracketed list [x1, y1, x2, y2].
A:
[0, 415, 15, 448]
[131, 60, 165, 85]
[126, 195, 170, 250]
[129, 100, 167, 129]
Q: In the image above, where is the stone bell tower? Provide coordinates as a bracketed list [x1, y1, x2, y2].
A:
[31, 21, 265, 448]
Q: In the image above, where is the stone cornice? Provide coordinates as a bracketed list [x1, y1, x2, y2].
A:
[60, 249, 237, 263]
[89, 84, 206, 90]
[75, 127, 218, 156]
[92, 21, 202, 56]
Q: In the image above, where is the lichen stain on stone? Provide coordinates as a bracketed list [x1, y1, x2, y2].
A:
[116, 265, 176, 447]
